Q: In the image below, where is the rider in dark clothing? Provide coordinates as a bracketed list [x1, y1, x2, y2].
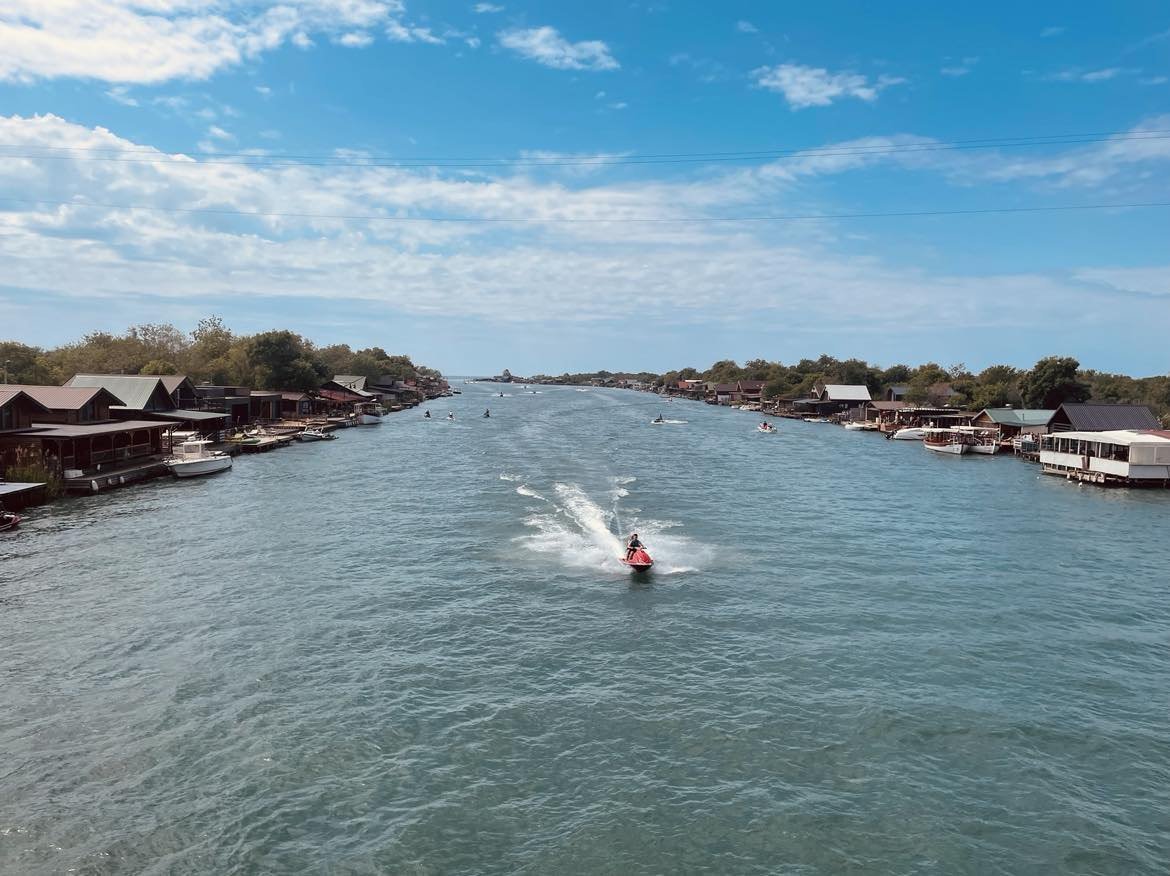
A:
[625, 533, 643, 559]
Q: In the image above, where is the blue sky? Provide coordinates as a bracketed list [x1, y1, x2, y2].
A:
[1, 1, 1168, 376]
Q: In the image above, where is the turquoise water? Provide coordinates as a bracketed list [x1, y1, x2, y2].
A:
[2, 384, 1169, 874]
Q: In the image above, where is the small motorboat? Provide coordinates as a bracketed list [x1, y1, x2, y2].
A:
[651, 416, 665, 424]
[757, 423, 776, 433]
[891, 427, 927, 441]
[0, 510, 21, 532]
[843, 422, 868, 431]
[620, 548, 654, 573]
[298, 427, 336, 441]
[166, 439, 233, 477]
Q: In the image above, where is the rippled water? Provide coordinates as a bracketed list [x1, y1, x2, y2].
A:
[3, 385, 1169, 873]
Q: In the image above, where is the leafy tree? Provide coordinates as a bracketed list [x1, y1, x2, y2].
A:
[140, 359, 179, 375]
[1022, 356, 1091, 409]
[246, 330, 329, 392]
[0, 341, 54, 384]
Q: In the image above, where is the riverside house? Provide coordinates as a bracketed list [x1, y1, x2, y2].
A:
[1041, 430, 1170, 486]
[67, 374, 228, 437]
[0, 383, 171, 492]
[971, 408, 1055, 442]
[1047, 402, 1161, 433]
[794, 383, 873, 419]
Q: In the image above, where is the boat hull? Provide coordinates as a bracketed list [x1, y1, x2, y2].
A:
[925, 442, 969, 455]
[969, 443, 999, 455]
[358, 413, 383, 425]
[168, 456, 233, 477]
[620, 549, 653, 572]
[892, 428, 927, 440]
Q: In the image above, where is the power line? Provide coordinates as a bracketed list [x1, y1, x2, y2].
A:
[0, 196, 1166, 223]
[0, 129, 1166, 170]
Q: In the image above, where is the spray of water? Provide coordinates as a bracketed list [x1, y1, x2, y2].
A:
[509, 475, 706, 575]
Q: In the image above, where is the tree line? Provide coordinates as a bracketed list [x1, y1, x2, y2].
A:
[656, 355, 1170, 416]
[0, 317, 439, 393]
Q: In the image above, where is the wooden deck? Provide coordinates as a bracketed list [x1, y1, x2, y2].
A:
[64, 458, 170, 493]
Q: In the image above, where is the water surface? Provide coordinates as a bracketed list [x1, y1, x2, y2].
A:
[2, 385, 1168, 873]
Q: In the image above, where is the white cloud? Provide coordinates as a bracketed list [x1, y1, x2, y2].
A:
[337, 31, 374, 47]
[206, 125, 234, 141]
[940, 57, 978, 77]
[2, 113, 1168, 346]
[105, 85, 139, 106]
[473, 2, 503, 12]
[1041, 26, 1066, 38]
[255, 84, 272, 96]
[1140, 75, 1168, 85]
[609, 101, 628, 110]
[1047, 67, 1130, 83]
[465, 36, 481, 48]
[754, 63, 905, 109]
[0, 0, 407, 84]
[498, 26, 618, 71]
[386, 20, 444, 44]
[736, 20, 758, 34]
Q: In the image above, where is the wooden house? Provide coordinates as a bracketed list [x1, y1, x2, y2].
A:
[4, 384, 124, 425]
[68, 374, 228, 435]
[971, 408, 1054, 440]
[1047, 403, 1161, 433]
[0, 388, 50, 434]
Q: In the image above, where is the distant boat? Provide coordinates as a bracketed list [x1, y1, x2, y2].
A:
[843, 422, 868, 431]
[166, 439, 233, 477]
[757, 424, 776, 433]
[355, 401, 383, 425]
[892, 427, 927, 441]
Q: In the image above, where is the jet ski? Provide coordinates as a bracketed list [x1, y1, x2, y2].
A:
[757, 423, 776, 433]
[620, 548, 653, 572]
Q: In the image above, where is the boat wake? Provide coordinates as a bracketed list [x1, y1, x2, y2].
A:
[509, 476, 705, 575]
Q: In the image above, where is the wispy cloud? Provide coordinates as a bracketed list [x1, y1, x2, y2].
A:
[473, 2, 504, 12]
[498, 26, 618, 71]
[1047, 67, 1130, 83]
[1040, 26, 1065, 38]
[940, 56, 978, 77]
[0, 0, 408, 84]
[105, 85, 138, 106]
[754, 63, 906, 109]
[736, 20, 758, 34]
[337, 31, 375, 48]
[387, 20, 444, 44]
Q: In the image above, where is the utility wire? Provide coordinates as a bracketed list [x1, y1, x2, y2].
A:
[0, 196, 1166, 223]
[0, 130, 1166, 170]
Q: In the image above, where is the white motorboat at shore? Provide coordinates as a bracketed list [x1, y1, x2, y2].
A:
[298, 427, 336, 441]
[843, 422, 868, 431]
[166, 439, 233, 477]
[892, 427, 927, 440]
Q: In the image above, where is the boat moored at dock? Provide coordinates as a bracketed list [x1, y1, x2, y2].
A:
[923, 428, 973, 455]
[166, 439, 233, 477]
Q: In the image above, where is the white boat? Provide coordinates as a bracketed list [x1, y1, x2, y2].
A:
[804, 417, 830, 424]
[892, 427, 927, 441]
[355, 401, 383, 425]
[843, 422, 868, 431]
[923, 428, 972, 456]
[956, 426, 1000, 455]
[298, 427, 336, 441]
[166, 439, 233, 477]
[757, 424, 777, 433]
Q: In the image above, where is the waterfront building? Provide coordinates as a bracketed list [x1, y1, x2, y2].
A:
[971, 408, 1055, 441]
[1040, 430, 1170, 485]
[195, 385, 253, 426]
[1048, 403, 1161, 433]
[67, 374, 228, 436]
[249, 391, 283, 422]
[795, 383, 873, 419]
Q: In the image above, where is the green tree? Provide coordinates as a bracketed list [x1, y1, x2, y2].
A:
[246, 330, 329, 391]
[0, 341, 53, 384]
[140, 359, 179, 375]
[1021, 356, 1090, 409]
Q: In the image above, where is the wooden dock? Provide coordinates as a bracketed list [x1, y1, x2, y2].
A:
[64, 459, 170, 494]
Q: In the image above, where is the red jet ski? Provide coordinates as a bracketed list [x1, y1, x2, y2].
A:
[620, 548, 653, 572]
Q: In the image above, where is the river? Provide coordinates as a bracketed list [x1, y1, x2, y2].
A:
[2, 384, 1168, 873]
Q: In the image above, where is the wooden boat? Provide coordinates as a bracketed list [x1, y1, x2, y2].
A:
[923, 428, 973, 455]
[0, 511, 21, 532]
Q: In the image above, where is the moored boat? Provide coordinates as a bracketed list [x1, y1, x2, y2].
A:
[923, 428, 973, 455]
[892, 427, 927, 441]
[298, 427, 336, 441]
[355, 401, 384, 425]
[0, 510, 21, 532]
[166, 439, 233, 477]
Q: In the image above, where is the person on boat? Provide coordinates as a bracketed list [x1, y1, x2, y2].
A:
[447, 412, 455, 420]
[483, 409, 491, 418]
[653, 414, 664, 423]
[424, 410, 431, 418]
[625, 532, 643, 560]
